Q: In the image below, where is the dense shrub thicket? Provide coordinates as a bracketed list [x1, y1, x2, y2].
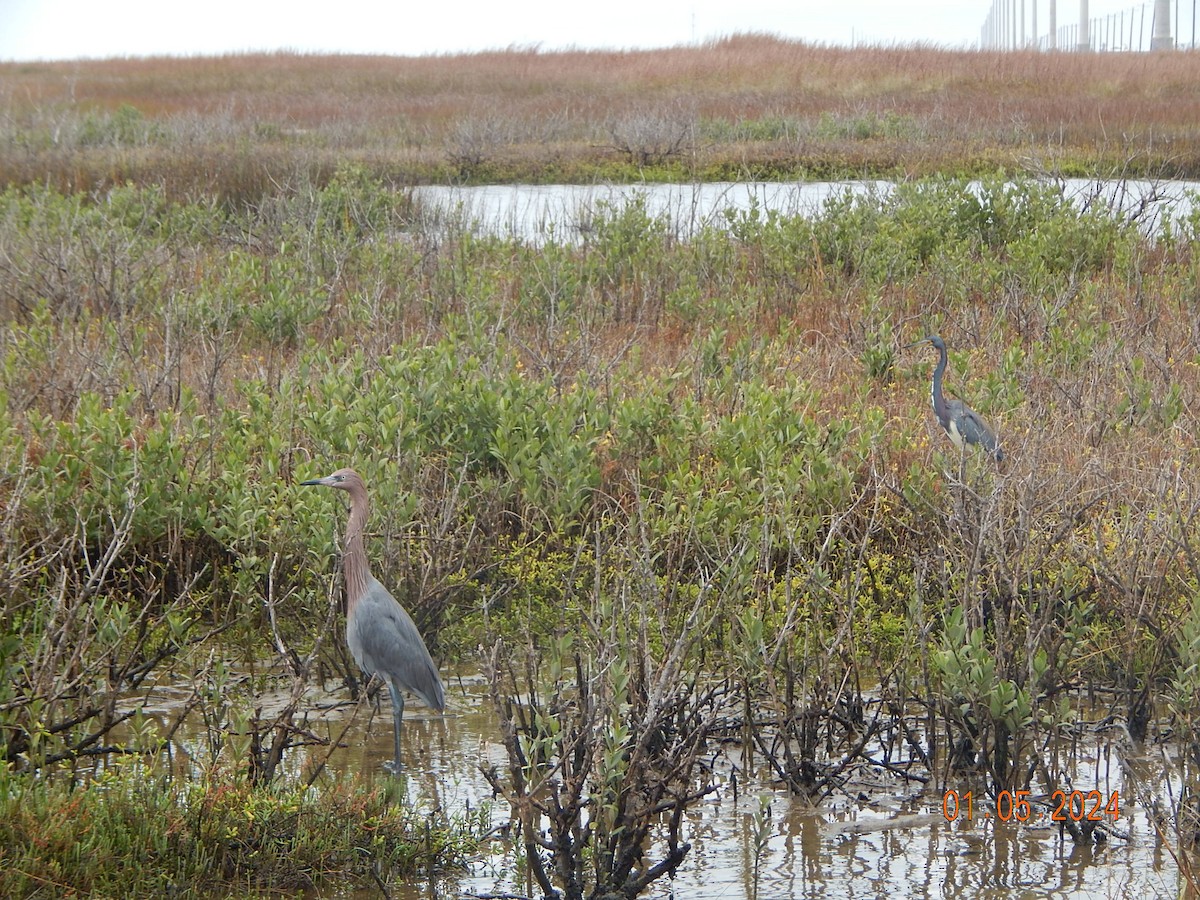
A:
[5, 167, 1200, 893]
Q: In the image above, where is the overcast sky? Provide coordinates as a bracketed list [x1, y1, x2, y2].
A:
[0, 1, 1162, 61]
[0, 0, 999, 61]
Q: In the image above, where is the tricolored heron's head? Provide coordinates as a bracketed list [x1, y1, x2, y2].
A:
[904, 334, 945, 352]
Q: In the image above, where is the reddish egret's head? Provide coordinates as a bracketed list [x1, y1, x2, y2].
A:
[300, 468, 366, 494]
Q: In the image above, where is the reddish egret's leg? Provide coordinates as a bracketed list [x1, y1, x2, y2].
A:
[384, 681, 405, 774]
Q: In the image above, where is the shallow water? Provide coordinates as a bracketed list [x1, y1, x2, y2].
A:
[180, 667, 1185, 900]
[412, 178, 1200, 245]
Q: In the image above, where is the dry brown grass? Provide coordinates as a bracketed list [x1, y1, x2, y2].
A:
[5, 37, 1197, 122]
[4, 35, 1200, 199]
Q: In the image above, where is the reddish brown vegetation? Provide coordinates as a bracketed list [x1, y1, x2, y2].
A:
[4, 35, 1200, 198]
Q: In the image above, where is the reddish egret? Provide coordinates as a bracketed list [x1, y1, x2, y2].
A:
[301, 468, 445, 772]
[907, 335, 1004, 462]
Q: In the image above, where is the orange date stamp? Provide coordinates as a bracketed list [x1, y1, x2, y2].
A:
[942, 789, 1120, 824]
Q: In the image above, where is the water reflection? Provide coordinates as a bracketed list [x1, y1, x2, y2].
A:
[230, 669, 1182, 900]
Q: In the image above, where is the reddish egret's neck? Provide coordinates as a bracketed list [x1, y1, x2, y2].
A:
[342, 483, 372, 614]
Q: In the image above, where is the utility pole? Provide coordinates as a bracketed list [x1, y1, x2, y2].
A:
[1078, 0, 1090, 50]
[1151, 0, 1173, 49]
[1049, 0, 1057, 49]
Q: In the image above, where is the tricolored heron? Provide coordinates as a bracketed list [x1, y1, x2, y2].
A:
[302, 468, 445, 772]
[907, 335, 1004, 463]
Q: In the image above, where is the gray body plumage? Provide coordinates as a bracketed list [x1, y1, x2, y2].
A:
[909, 335, 1004, 463]
[302, 467, 445, 772]
[348, 575, 446, 713]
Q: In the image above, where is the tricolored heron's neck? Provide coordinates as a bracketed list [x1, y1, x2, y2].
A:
[930, 340, 950, 423]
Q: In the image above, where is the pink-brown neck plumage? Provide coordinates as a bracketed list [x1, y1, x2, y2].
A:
[341, 478, 372, 614]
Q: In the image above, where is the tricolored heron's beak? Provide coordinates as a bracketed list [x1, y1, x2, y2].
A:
[903, 336, 934, 349]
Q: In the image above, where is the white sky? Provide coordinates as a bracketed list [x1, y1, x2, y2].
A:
[0, 0, 995, 61]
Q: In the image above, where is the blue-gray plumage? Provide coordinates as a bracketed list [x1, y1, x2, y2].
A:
[301, 468, 445, 772]
[907, 335, 1004, 463]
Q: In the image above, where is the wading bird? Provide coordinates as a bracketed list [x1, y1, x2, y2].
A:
[907, 335, 1004, 463]
[301, 468, 445, 773]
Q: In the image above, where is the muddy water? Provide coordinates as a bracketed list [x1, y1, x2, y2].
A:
[167, 667, 1183, 900]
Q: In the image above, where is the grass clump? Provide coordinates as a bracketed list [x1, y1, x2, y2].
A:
[0, 761, 481, 897]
